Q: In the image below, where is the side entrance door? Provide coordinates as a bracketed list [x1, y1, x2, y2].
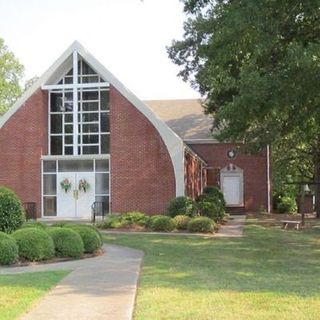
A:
[57, 172, 95, 218]
[221, 175, 242, 206]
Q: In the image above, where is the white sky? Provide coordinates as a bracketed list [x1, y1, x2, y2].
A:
[0, 0, 200, 100]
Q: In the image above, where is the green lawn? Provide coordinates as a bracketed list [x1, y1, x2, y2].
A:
[103, 216, 320, 320]
[0, 271, 69, 320]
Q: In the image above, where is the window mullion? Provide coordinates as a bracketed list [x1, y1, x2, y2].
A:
[73, 50, 79, 156]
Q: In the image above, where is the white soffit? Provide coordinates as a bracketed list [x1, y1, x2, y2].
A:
[0, 41, 185, 196]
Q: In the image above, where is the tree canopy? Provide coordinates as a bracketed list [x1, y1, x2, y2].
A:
[0, 38, 24, 116]
[168, 0, 320, 215]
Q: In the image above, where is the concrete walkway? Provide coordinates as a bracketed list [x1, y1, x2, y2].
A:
[0, 245, 143, 320]
[216, 215, 246, 238]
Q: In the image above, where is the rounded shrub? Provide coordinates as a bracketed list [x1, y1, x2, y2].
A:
[66, 225, 102, 253]
[188, 217, 215, 233]
[12, 228, 54, 261]
[47, 228, 84, 258]
[197, 197, 225, 222]
[203, 186, 226, 207]
[173, 215, 191, 230]
[120, 211, 149, 227]
[166, 196, 197, 218]
[0, 187, 24, 233]
[0, 232, 19, 265]
[21, 221, 47, 230]
[150, 215, 176, 232]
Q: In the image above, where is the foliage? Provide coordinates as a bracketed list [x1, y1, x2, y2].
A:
[47, 228, 84, 258]
[173, 215, 191, 230]
[0, 232, 18, 265]
[168, 0, 320, 216]
[0, 186, 24, 233]
[277, 196, 297, 214]
[119, 211, 149, 227]
[188, 217, 215, 233]
[12, 228, 54, 261]
[0, 38, 24, 116]
[66, 225, 102, 253]
[21, 221, 47, 230]
[166, 196, 197, 217]
[197, 193, 225, 222]
[203, 186, 226, 207]
[149, 215, 176, 232]
[96, 215, 122, 229]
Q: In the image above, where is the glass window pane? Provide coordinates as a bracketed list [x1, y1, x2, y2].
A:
[65, 114, 73, 123]
[82, 102, 98, 111]
[65, 146, 73, 155]
[82, 123, 99, 133]
[82, 113, 98, 122]
[83, 146, 99, 154]
[43, 196, 57, 216]
[64, 76, 73, 84]
[82, 135, 99, 144]
[96, 160, 109, 172]
[82, 91, 98, 101]
[100, 91, 109, 110]
[65, 135, 73, 144]
[64, 102, 73, 112]
[101, 135, 110, 154]
[50, 93, 63, 112]
[100, 113, 109, 132]
[95, 196, 109, 215]
[95, 173, 109, 194]
[51, 114, 62, 133]
[81, 76, 99, 83]
[43, 175, 56, 195]
[51, 136, 62, 155]
[65, 124, 73, 133]
[82, 61, 95, 75]
[59, 160, 93, 172]
[43, 161, 56, 172]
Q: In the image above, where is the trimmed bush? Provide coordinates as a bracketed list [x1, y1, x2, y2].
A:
[188, 217, 215, 233]
[96, 215, 121, 229]
[173, 215, 191, 230]
[277, 196, 297, 213]
[197, 198, 225, 222]
[47, 228, 84, 258]
[150, 215, 176, 232]
[0, 232, 19, 265]
[120, 211, 149, 227]
[21, 221, 47, 230]
[203, 186, 226, 207]
[12, 228, 54, 261]
[166, 196, 197, 217]
[66, 225, 102, 253]
[0, 187, 24, 233]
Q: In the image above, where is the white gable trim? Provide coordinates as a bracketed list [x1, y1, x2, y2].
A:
[0, 41, 184, 197]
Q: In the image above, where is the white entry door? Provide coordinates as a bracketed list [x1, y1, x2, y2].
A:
[57, 172, 95, 218]
[222, 175, 242, 206]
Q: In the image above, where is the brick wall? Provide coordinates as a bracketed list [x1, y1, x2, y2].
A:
[189, 143, 269, 212]
[0, 89, 48, 217]
[184, 150, 203, 200]
[110, 86, 176, 214]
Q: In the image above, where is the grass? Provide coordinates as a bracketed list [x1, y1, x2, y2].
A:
[0, 271, 69, 320]
[103, 215, 320, 320]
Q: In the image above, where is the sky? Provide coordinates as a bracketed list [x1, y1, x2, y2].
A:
[0, 0, 200, 100]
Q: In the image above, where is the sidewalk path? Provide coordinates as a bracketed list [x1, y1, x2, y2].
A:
[0, 245, 143, 320]
[216, 215, 246, 238]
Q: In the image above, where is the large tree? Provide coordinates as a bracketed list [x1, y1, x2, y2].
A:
[168, 0, 320, 216]
[0, 38, 24, 116]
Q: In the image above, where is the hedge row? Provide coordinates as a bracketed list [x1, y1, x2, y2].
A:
[0, 223, 102, 265]
[97, 211, 216, 233]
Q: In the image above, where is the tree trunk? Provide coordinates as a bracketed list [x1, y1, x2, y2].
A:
[315, 163, 320, 218]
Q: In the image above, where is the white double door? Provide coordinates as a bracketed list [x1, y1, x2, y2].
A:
[57, 172, 95, 218]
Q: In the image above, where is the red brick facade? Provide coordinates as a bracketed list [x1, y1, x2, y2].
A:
[109, 86, 176, 214]
[184, 150, 205, 200]
[189, 143, 269, 212]
[0, 89, 48, 216]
